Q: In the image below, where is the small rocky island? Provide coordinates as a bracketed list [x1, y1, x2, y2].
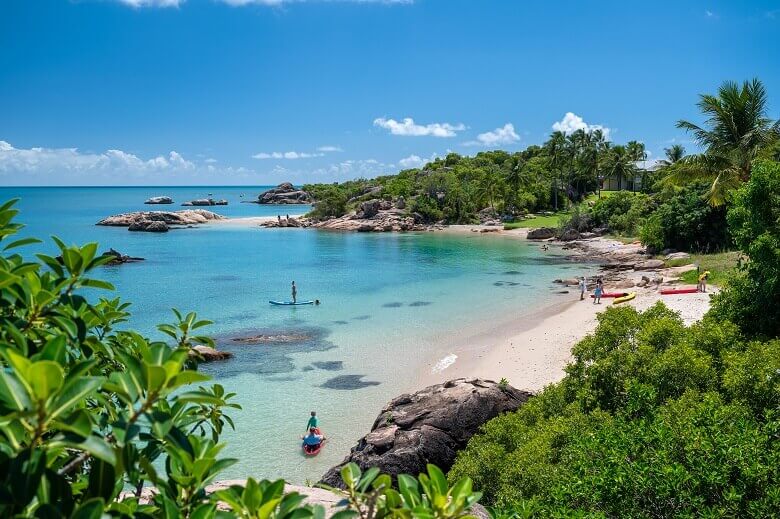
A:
[253, 182, 313, 204]
[144, 196, 174, 205]
[96, 209, 224, 232]
[182, 198, 228, 206]
[320, 378, 531, 487]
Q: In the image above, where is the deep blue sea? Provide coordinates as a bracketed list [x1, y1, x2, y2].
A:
[2, 186, 591, 482]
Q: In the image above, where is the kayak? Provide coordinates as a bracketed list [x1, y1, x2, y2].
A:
[302, 428, 325, 456]
[613, 292, 636, 304]
[269, 300, 315, 306]
[660, 288, 698, 295]
[590, 292, 629, 299]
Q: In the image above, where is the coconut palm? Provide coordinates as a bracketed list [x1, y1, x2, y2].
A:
[601, 144, 636, 191]
[545, 131, 569, 209]
[660, 144, 686, 166]
[671, 78, 779, 205]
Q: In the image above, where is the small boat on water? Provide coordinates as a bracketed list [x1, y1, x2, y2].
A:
[269, 300, 315, 306]
[302, 428, 325, 456]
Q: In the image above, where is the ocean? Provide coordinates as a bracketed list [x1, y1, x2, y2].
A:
[3, 186, 590, 482]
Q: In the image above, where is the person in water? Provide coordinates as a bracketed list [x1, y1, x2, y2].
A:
[291, 281, 297, 303]
[306, 411, 318, 431]
[302, 427, 324, 448]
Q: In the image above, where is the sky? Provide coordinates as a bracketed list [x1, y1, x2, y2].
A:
[1, 0, 779, 186]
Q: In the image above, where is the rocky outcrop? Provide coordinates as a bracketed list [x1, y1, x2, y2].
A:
[527, 227, 557, 240]
[256, 183, 312, 204]
[635, 259, 665, 270]
[128, 220, 169, 232]
[559, 229, 581, 241]
[189, 345, 233, 362]
[313, 209, 422, 232]
[97, 210, 224, 229]
[477, 208, 501, 226]
[182, 198, 228, 206]
[320, 378, 532, 488]
[102, 248, 145, 264]
[261, 216, 310, 229]
[144, 196, 173, 205]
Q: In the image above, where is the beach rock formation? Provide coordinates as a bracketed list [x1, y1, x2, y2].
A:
[559, 229, 581, 241]
[102, 248, 145, 264]
[635, 259, 665, 270]
[182, 198, 228, 206]
[256, 183, 312, 204]
[261, 216, 310, 228]
[320, 378, 532, 488]
[144, 196, 174, 205]
[527, 227, 556, 240]
[97, 210, 224, 230]
[313, 209, 422, 232]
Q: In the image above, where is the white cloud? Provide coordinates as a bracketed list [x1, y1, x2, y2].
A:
[204, 158, 218, 163]
[316, 145, 343, 152]
[373, 117, 466, 138]
[551, 112, 611, 140]
[465, 123, 520, 147]
[398, 152, 440, 169]
[252, 151, 324, 159]
[118, 0, 183, 7]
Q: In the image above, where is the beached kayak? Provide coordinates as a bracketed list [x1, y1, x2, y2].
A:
[590, 292, 629, 299]
[269, 300, 315, 306]
[613, 292, 636, 304]
[659, 288, 698, 295]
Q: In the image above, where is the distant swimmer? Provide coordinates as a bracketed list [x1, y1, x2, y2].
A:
[291, 281, 297, 303]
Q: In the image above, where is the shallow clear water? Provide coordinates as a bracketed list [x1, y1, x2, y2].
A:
[3, 186, 590, 482]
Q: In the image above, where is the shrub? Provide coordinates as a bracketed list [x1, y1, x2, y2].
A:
[591, 192, 653, 235]
[411, 194, 444, 223]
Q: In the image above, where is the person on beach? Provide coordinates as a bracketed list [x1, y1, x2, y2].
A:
[593, 279, 603, 304]
[579, 276, 587, 301]
[698, 271, 710, 292]
[291, 281, 297, 303]
[305, 411, 318, 431]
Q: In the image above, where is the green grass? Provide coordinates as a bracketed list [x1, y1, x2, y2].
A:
[504, 213, 567, 229]
[667, 251, 741, 285]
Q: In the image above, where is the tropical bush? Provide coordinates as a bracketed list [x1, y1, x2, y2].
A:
[449, 306, 780, 517]
[590, 192, 654, 235]
[0, 199, 482, 518]
[711, 160, 780, 338]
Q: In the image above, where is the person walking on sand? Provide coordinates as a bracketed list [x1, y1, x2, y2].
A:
[291, 281, 297, 303]
[579, 276, 587, 301]
[593, 279, 603, 304]
[698, 271, 710, 292]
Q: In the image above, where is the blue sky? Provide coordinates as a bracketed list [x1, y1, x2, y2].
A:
[1, 0, 779, 186]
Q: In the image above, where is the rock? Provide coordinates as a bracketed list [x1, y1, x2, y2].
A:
[320, 378, 532, 488]
[559, 229, 581, 241]
[97, 210, 224, 228]
[653, 276, 664, 285]
[189, 345, 233, 362]
[144, 196, 173, 205]
[102, 248, 145, 264]
[527, 227, 556, 240]
[182, 198, 227, 206]
[635, 259, 665, 270]
[257, 183, 312, 204]
[128, 220, 169, 232]
[395, 196, 406, 210]
[580, 232, 597, 239]
[478, 208, 499, 224]
[591, 227, 608, 236]
[666, 252, 691, 261]
[661, 248, 677, 255]
[357, 199, 382, 219]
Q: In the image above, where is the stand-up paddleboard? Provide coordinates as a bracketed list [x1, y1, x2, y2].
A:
[590, 292, 629, 299]
[613, 292, 636, 304]
[659, 288, 698, 295]
[269, 300, 315, 306]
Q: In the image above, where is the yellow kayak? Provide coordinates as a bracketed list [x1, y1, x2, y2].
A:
[613, 292, 636, 304]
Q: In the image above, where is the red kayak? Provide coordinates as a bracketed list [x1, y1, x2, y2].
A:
[660, 288, 699, 295]
[590, 292, 628, 299]
[302, 428, 325, 456]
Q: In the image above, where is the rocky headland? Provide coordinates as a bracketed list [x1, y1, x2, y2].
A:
[96, 209, 224, 232]
[320, 378, 531, 488]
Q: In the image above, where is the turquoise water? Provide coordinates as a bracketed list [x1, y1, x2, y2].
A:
[2, 187, 589, 482]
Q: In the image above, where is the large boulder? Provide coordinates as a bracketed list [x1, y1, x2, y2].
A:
[357, 199, 382, 219]
[144, 196, 173, 205]
[102, 248, 145, 264]
[97, 210, 224, 227]
[257, 183, 312, 204]
[527, 227, 556, 240]
[559, 229, 581, 241]
[635, 259, 666, 270]
[320, 378, 532, 488]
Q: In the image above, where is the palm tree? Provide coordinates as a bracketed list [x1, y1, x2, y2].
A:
[545, 131, 568, 210]
[671, 78, 779, 205]
[503, 157, 526, 214]
[601, 145, 636, 191]
[660, 144, 686, 166]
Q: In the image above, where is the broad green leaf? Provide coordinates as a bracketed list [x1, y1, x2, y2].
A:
[52, 408, 93, 438]
[28, 360, 65, 400]
[49, 376, 103, 421]
[3, 237, 42, 251]
[86, 458, 117, 501]
[0, 370, 32, 411]
[71, 497, 106, 519]
[144, 364, 168, 392]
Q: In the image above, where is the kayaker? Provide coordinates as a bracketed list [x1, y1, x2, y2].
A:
[302, 427, 324, 447]
[305, 411, 318, 431]
[698, 271, 710, 292]
[291, 281, 297, 303]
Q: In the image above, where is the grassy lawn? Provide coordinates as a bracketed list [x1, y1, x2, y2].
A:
[667, 251, 742, 285]
[504, 213, 567, 229]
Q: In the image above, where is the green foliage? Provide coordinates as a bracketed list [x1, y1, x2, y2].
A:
[450, 304, 780, 516]
[328, 462, 481, 519]
[640, 182, 730, 252]
[711, 160, 780, 337]
[590, 191, 654, 235]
